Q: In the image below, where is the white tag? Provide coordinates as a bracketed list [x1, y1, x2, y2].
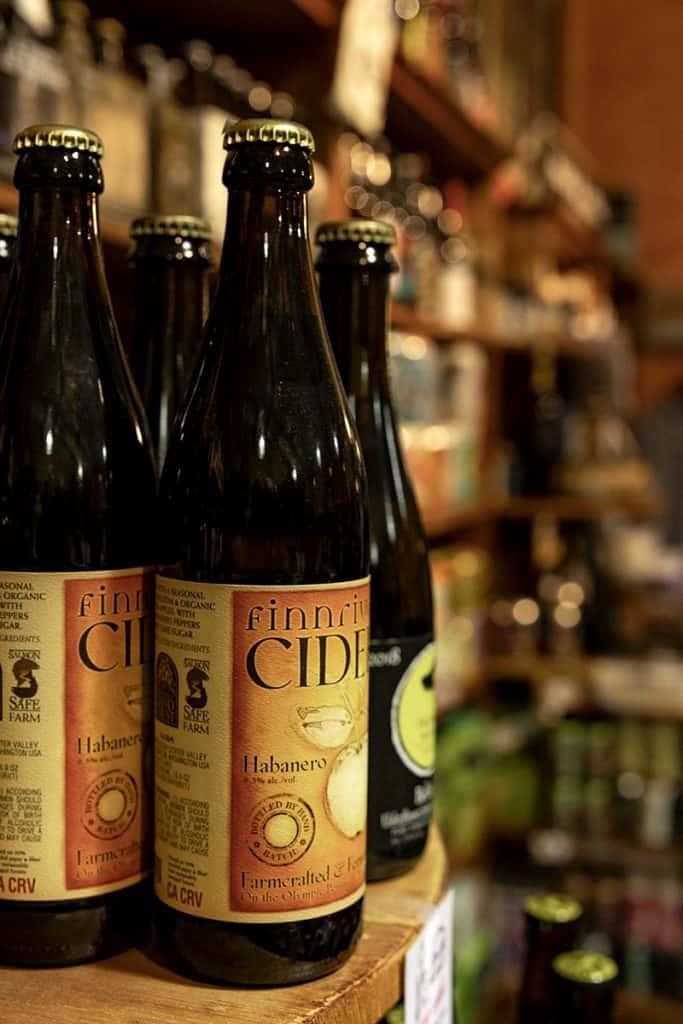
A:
[404, 888, 454, 1024]
[331, 0, 398, 137]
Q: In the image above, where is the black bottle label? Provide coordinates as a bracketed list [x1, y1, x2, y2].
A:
[368, 636, 435, 855]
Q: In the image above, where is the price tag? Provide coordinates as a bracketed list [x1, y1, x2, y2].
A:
[330, 0, 398, 138]
[404, 888, 454, 1024]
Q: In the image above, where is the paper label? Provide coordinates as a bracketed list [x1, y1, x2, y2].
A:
[331, 0, 399, 137]
[404, 888, 455, 1024]
[0, 568, 154, 901]
[368, 637, 435, 856]
[155, 576, 370, 923]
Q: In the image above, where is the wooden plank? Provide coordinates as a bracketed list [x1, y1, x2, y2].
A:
[0, 828, 448, 1024]
[387, 58, 507, 182]
[422, 502, 500, 539]
[422, 492, 662, 542]
[390, 302, 605, 359]
[501, 493, 662, 521]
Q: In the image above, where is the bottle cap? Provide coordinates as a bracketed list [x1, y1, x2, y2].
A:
[553, 951, 619, 986]
[316, 220, 396, 247]
[524, 893, 583, 924]
[223, 118, 315, 153]
[130, 215, 212, 241]
[13, 125, 103, 157]
[94, 17, 127, 42]
[0, 213, 18, 238]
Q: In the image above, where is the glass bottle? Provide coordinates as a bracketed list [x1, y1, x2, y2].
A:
[0, 211, 17, 314]
[316, 219, 435, 880]
[0, 124, 156, 966]
[155, 119, 369, 986]
[0, 1, 62, 174]
[88, 18, 149, 218]
[137, 45, 199, 214]
[523, 350, 565, 496]
[128, 214, 212, 473]
[552, 950, 618, 1023]
[181, 39, 228, 240]
[55, 0, 92, 126]
[519, 894, 583, 1023]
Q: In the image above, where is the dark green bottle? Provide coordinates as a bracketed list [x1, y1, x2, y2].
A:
[0, 125, 156, 966]
[155, 119, 369, 986]
[316, 220, 435, 881]
[0, 212, 17, 316]
[519, 894, 584, 1023]
[553, 951, 618, 1023]
[129, 214, 212, 473]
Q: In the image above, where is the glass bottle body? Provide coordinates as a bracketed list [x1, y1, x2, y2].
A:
[155, 141, 368, 985]
[0, 221, 16, 315]
[0, 145, 156, 966]
[317, 245, 434, 881]
[130, 232, 211, 473]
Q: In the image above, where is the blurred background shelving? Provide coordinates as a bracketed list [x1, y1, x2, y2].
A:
[1, 0, 682, 1021]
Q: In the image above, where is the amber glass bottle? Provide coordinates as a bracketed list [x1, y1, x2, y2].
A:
[0, 212, 17, 315]
[553, 951, 618, 1023]
[155, 120, 369, 986]
[129, 214, 212, 472]
[0, 125, 156, 966]
[519, 894, 583, 1023]
[316, 220, 434, 881]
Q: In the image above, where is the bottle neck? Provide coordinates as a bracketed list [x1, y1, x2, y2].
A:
[216, 187, 316, 332]
[16, 187, 102, 277]
[318, 266, 391, 398]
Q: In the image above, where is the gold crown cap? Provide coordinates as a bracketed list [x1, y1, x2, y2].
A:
[131, 215, 212, 241]
[223, 118, 315, 153]
[316, 219, 397, 246]
[0, 213, 18, 237]
[13, 125, 103, 157]
[553, 951, 619, 986]
[524, 894, 583, 924]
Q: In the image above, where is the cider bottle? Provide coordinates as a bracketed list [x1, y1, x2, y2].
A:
[155, 119, 369, 985]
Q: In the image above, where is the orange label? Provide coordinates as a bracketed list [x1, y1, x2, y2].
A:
[64, 573, 153, 890]
[0, 568, 153, 902]
[155, 577, 370, 924]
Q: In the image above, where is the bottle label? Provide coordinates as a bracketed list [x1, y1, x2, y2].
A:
[367, 636, 435, 854]
[154, 576, 370, 924]
[0, 568, 154, 901]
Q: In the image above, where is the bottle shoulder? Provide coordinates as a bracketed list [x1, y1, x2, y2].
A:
[0, 308, 156, 567]
[348, 398, 433, 633]
[158, 342, 368, 580]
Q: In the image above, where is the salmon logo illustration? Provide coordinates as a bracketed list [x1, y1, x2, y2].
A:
[11, 657, 39, 699]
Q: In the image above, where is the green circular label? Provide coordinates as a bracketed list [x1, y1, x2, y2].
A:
[391, 642, 436, 777]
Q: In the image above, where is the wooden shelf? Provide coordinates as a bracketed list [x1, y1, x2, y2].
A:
[485, 654, 590, 682]
[391, 302, 607, 359]
[86, 0, 339, 39]
[386, 58, 508, 182]
[423, 501, 499, 538]
[422, 493, 661, 541]
[0, 827, 448, 1024]
[500, 493, 663, 521]
[528, 829, 683, 875]
[482, 654, 683, 720]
